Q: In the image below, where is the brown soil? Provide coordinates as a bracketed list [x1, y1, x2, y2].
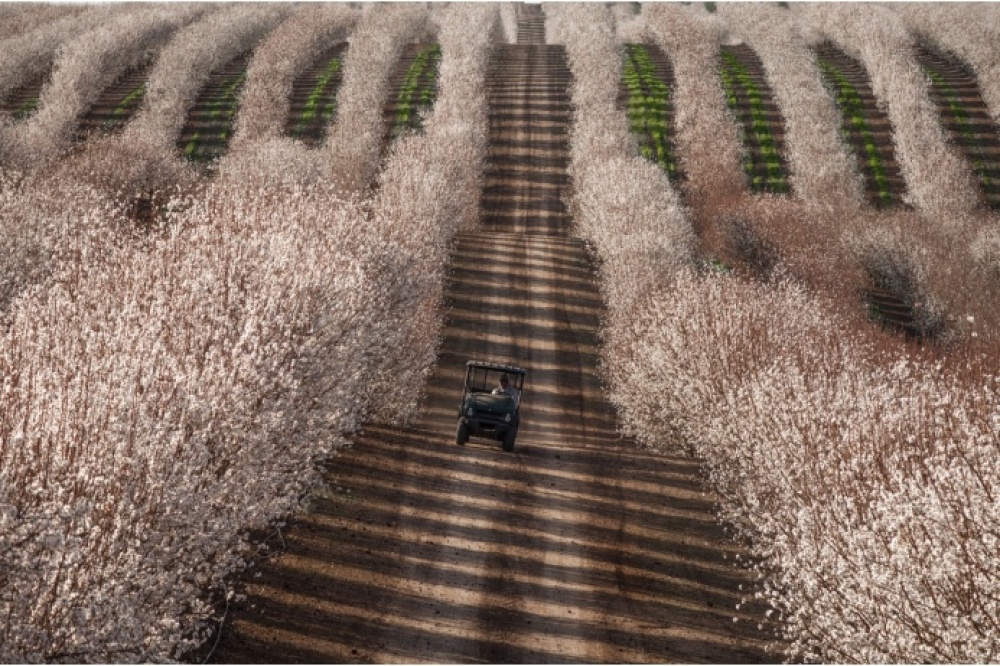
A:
[203, 8, 777, 663]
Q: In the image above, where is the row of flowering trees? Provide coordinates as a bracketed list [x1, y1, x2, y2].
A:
[0, 4, 85, 42]
[2, 5, 214, 169]
[0, 5, 122, 107]
[0, 2, 501, 660]
[560, 3, 1000, 661]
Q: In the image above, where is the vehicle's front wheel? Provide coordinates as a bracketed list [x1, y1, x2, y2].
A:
[456, 419, 469, 446]
[501, 426, 516, 452]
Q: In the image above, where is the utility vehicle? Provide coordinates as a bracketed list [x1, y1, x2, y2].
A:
[456, 361, 525, 452]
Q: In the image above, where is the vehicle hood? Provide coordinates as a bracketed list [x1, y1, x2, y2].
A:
[467, 392, 514, 414]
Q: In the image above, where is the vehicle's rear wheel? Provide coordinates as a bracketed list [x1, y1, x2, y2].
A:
[501, 427, 516, 452]
[456, 420, 469, 446]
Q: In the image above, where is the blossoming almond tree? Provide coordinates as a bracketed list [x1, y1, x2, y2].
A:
[0, 4, 85, 42]
[796, 3, 977, 217]
[891, 3, 1000, 128]
[3, 3, 213, 168]
[122, 4, 292, 157]
[325, 3, 430, 194]
[228, 3, 359, 150]
[217, 4, 359, 186]
[610, 272, 1000, 662]
[363, 3, 499, 417]
[46, 5, 293, 204]
[0, 178, 384, 661]
[0, 6, 123, 105]
[547, 1, 693, 315]
[716, 3, 863, 215]
[500, 3, 517, 44]
[643, 3, 746, 212]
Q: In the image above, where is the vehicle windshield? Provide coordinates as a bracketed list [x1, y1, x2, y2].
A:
[466, 366, 524, 394]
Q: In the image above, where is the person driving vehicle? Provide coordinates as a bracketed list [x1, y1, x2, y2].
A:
[492, 374, 520, 404]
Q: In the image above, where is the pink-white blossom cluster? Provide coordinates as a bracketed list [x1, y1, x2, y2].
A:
[0, 178, 381, 661]
[499, 3, 518, 44]
[612, 3, 649, 45]
[0, 4, 85, 42]
[604, 273, 999, 662]
[0, 170, 125, 314]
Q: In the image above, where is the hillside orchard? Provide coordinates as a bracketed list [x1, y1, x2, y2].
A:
[0, 2, 996, 662]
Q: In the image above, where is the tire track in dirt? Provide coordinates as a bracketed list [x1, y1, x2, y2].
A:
[207, 6, 776, 663]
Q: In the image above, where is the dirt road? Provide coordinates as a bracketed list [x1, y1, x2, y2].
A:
[208, 9, 775, 663]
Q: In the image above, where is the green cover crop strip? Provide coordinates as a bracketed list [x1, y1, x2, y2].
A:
[925, 68, 995, 199]
[13, 97, 38, 121]
[393, 43, 441, 137]
[103, 82, 148, 133]
[817, 57, 892, 206]
[622, 44, 677, 181]
[292, 55, 341, 140]
[719, 48, 788, 194]
[184, 69, 247, 162]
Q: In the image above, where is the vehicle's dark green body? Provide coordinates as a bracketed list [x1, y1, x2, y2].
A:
[456, 361, 526, 451]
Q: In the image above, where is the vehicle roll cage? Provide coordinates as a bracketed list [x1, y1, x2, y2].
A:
[464, 361, 526, 394]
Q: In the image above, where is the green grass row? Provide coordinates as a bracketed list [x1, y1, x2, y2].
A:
[103, 82, 148, 133]
[393, 43, 441, 136]
[719, 49, 789, 194]
[184, 70, 246, 162]
[816, 56, 893, 206]
[925, 68, 995, 195]
[292, 55, 342, 141]
[13, 97, 38, 121]
[622, 44, 678, 181]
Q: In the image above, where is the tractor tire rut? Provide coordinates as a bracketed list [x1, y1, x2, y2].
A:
[207, 7, 774, 663]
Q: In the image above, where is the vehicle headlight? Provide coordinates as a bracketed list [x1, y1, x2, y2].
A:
[504, 413, 512, 423]
[466, 407, 474, 417]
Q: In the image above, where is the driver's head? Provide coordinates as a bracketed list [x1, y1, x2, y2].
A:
[500, 375, 509, 387]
